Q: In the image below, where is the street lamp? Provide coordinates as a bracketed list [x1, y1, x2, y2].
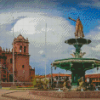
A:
[59, 72, 60, 88]
[51, 63, 53, 88]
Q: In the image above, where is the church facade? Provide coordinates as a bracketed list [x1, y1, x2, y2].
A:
[0, 34, 35, 82]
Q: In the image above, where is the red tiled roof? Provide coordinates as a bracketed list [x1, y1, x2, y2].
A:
[35, 74, 71, 78]
[85, 74, 100, 78]
[46, 74, 71, 77]
[35, 75, 45, 78]
[35, 73, 100, 79]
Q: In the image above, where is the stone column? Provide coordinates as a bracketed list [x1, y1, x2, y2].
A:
[0, 64, 2, 89]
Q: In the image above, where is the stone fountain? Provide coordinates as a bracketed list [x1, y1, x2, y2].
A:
[52, 17, 100, 89]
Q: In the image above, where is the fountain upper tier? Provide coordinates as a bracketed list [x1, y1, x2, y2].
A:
[65, 38, 91, 45]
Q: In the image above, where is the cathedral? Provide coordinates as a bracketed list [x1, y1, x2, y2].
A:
[0, 34, 35, 82]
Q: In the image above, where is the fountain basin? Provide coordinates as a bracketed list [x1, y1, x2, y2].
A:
[53, 58, 100, 71]
[29, 90, 100, 98]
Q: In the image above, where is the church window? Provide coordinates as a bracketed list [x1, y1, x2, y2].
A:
[22, 65, 24, 68]
[10, 58, 12, 63]
[24, 46, 26, 53]
[20, 46, 22, 52]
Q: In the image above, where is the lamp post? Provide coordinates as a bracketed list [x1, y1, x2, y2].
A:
[59, 72, 60, 88]
[51, 63, 53, 88]
[13, 42, 15, 85]
[58, 72, 62, 91]
[45, 23, 47, 78]
[0, 64, 2, 89]
[11, 17, 16, 89]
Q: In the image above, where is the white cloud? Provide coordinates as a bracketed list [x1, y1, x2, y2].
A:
[0, 12, 46, 25]
[13, 18, 39, 34]
[0, 12, 13, 25]
[9, 12, 74, 46]
[81, 26, 100, 60]
[92, 44, 100, 51]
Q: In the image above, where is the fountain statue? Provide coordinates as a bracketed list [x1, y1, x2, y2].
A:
[77, 77, 85, 91]
[52, 17, 100, 90]
[35, 77, 50, 90]
[63, 77, 71, 91]
[68, 17, 84, 38]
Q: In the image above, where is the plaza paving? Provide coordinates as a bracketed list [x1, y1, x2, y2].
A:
[0, 89, 16, 100]
[0, 89, 100, 100]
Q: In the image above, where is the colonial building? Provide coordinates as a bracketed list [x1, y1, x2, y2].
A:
[85, 74, 100, 86]
[35, 73, 71, 81]
[0, 34, 35, 82]
[35, 73, 71, 88]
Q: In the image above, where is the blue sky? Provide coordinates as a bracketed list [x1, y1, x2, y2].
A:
[0, 0, 100, 75]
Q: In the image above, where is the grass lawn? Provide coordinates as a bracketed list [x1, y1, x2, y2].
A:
[2, 87, 11, 90]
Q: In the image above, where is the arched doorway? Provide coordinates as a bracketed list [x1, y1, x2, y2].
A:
[9, 74, 13, 82]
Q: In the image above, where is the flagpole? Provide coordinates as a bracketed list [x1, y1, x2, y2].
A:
[45, 23, 47, 78]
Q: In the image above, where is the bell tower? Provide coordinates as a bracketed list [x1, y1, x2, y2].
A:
[12, 34, 30, 82]
[13, 34, 29, 54]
